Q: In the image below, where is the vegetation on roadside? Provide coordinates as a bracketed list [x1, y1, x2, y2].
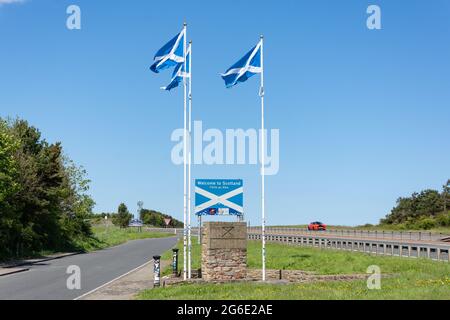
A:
[140, 209, 183, 228]
[74, 225, 174, 252]
[380, 180, 450, 230]
[0, 118, 95, 260]
[90, 207, 183, 228]
[138, 241, 450, 300]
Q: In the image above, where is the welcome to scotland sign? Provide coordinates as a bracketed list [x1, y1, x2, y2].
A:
[195, 179, 244, 216]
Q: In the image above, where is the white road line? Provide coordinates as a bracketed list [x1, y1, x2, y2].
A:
[73, 259, 154, 300]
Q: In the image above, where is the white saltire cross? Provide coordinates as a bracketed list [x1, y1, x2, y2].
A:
[195, 186, 244, 214]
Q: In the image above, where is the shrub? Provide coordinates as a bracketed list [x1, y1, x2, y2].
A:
[416, 218, 437, 230]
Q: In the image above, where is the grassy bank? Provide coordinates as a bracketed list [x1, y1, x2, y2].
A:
[0, 226, 173, 263]
[138, 241, 450, 300]
[75, 226, 174, 252]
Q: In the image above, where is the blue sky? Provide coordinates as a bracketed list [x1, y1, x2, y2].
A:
[1, 0, 449, 226]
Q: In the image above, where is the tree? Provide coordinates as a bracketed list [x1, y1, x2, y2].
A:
[0, 120, 20, 258]
[0, 118, 95, 259]
[140, 209, 183, 228]
[381, 182, 448, 228]
[443, 180, 450, 214]
[114, 203, 132, 228]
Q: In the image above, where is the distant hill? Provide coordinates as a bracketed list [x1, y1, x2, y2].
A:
[140, 209, 183, 228]
[380, 180, 449, 230]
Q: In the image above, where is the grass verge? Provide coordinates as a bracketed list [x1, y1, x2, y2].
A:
[138, 240, 450, 300]
[73, 225, 174, 252]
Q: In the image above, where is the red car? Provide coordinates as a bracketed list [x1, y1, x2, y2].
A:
[308, 222, 327, 231]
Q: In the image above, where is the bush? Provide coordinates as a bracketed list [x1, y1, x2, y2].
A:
[416, 218, 437, 230]
[436, 213, 450, 227]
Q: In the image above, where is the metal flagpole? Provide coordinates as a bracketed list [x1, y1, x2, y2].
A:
[260, 35, 266, 282]
[182, 22, 188, 281]
[187, 41, 193, 279]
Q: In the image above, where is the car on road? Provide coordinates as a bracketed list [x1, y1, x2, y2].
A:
[308, 222, 327, 231]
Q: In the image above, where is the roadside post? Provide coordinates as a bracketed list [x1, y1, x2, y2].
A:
[172, 249, 179, 276]
[153, 255, 161, 287]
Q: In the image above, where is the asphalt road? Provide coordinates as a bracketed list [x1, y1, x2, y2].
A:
[0, 236, 178, 300]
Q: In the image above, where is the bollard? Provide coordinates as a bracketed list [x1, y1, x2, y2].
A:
[172, 249, 179, 276]
[153, 255, 161, 288]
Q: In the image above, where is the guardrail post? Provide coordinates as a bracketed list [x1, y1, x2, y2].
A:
[437, 249, 441, 261]
[408, 246, 411, 257]
[391, 244, 394, 256]
[172, 249, 179, 276]
[427, 247, 431, 259]
[153, 255, 161, 287]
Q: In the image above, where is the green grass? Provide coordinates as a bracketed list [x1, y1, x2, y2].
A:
[0, 226, 173, 263]
[74, 225, 174, 252]
[137, 241, 450, 300]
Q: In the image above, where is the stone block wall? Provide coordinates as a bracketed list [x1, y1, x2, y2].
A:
[202, 222, 247, 281]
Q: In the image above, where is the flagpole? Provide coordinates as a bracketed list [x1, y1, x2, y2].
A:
[182, 22, 188, 281]
[260, 35, 266, 282]
[187, 41, 193, 280]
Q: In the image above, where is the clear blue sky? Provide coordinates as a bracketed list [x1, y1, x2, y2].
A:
[1, 0, 449, 226]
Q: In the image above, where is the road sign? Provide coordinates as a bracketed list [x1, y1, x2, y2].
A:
[195, 179, 243, 216]
[129, 219, 144, 227]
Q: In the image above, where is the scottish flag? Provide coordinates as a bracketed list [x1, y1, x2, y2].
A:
[150, 29, 185, 73]
[221, 40, 263, 88]
[161, 44, 191, 91]
[195, 179, 244, 216]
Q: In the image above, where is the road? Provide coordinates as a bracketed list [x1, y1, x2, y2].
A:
[0, 236, 178, 300]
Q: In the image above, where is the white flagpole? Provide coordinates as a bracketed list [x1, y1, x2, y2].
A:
[260, 35, 266, 282]
[188, 41, 193, 280]
[182, 22, 188, 281]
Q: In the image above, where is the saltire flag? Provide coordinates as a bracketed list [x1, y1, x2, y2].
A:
[161, 44, 191, 91]
[221, 40, 262, 88]
[150, 29, 185, 73]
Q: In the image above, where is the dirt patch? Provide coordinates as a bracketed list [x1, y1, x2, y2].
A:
[162, 268, 371, 288]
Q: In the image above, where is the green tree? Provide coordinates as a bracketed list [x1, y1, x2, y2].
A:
[0, 120, 20, 258]
[443, 179, 450, 214]
[114, 203, 132, 228]
[0, 118, 95, 259]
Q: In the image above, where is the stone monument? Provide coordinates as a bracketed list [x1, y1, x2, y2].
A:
[201, 222, 247, 281]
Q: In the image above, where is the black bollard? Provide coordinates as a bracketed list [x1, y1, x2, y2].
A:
[153, 255, 161, 287]
[172, 249, 179, 276]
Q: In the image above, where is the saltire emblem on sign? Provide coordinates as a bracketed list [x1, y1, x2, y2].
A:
[195, 179, 243, 216]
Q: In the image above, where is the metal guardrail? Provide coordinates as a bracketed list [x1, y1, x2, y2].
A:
[248, 227, 449, 242]
[146, 227, 450, 262]
[248, 232, 450, 262]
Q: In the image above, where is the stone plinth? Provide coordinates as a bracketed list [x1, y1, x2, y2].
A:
[202, 222, 247, 281]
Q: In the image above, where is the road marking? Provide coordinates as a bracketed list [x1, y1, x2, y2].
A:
[73, 259, 154, 300]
